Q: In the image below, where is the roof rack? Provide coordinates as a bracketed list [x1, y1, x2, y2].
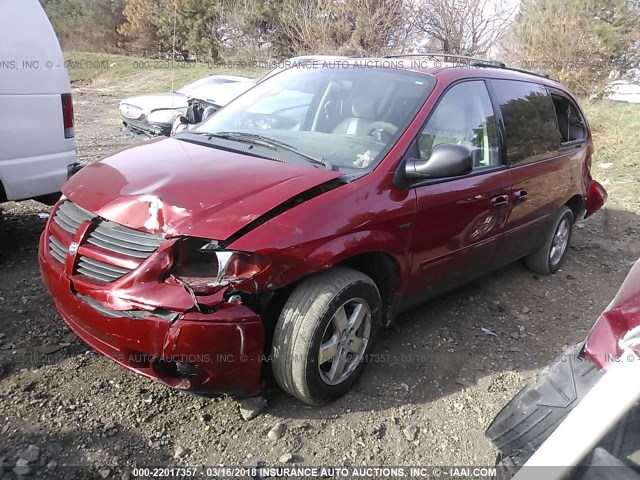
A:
[384, 52, 551, 79]
[494, 65, 551, 79]
[384, 53, 506, 68]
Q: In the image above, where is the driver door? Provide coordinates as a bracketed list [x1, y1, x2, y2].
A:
[406, 80, 513, 305]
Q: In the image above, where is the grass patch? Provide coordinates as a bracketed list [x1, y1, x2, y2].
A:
[583, 100, 640, 212]
[65, 52, 265, 93]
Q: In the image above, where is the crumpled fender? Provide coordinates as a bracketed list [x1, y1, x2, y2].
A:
[226, 172, 416, 295]
[298, 230, 409, 285]
[229, 229, 411, 296]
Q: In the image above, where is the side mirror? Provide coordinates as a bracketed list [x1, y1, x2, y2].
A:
[405, 144, 473, 180]
[171, 116, 189, 136]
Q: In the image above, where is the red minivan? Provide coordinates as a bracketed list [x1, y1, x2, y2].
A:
[39, 57, 607, 405]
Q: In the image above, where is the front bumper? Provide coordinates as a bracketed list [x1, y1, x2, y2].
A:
[38, 231, 264, 395]
[121, 116, 170, 139]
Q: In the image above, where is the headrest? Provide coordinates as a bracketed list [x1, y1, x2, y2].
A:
[351, 95, 376, 119]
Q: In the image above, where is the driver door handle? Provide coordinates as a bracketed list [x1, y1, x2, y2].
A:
[514, 189, 529, 202]
[490, 194, 510, 209]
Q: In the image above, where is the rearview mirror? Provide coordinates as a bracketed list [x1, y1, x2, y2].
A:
[405, 144, 473, 180]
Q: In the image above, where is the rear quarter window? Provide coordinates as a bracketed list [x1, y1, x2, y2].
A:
[493, 80, 560, 166]
[550, 93, 587, 144]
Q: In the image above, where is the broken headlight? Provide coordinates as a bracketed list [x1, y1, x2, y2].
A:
[120, 103, 143, 120]
[169, 238, 269, 295]
[147, 109, 184, 125]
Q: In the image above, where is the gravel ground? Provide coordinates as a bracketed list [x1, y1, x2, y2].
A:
[0, 86, 639, 480]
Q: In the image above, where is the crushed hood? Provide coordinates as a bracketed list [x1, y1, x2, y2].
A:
[121, 92, 188, 115]
[63, 137, 343, 240]
[186, 81, 255, 106]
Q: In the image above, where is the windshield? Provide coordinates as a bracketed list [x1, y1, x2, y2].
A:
[181, 65, 435, 174]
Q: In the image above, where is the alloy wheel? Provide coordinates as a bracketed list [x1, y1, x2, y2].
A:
[318, 298, 371, 386]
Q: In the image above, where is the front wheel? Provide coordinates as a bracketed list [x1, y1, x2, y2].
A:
[526, 206, 574, 275]
[271, 267, 382, 405]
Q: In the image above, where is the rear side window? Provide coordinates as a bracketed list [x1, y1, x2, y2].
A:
[493, 80, 560, 166]
[551, 93, 587, 144]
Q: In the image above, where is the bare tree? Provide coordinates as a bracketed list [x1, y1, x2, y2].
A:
[275, 0, 412, 57]
[275, 0, 341, 55]
[222, 0, 274, 56]
[344, 0, 414, 55]
[410, 0, 516, 55]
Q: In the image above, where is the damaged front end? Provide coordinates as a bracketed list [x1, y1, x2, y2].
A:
[39, 199, 267, 395]
[38, 138, 347, 395]
[166, 237, 270, 301]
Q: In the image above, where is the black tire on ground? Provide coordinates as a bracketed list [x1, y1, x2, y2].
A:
[271, 266, 382, 405]
[487, 343, 640, 479]
[525, 206, 574, 275]
[487, 343, 603, 477]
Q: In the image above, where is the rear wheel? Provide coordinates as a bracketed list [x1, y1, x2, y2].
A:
[525, 206, 573, 275]
[271, 267, 382, 405]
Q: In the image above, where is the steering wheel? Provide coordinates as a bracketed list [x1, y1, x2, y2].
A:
[365, 121, 399, 137]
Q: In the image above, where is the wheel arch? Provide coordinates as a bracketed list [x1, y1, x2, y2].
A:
[565, 193, 585, 221]
[290, 231, 408, 327]
[262, 250, 404, 331]
[256, 230, 409, 349]
[337, 251, 402, 327]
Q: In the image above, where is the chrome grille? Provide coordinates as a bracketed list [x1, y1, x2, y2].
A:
[53, 200, 94, 235]
[47, 200, 164, 284]
[49, 201, 94, 265]
[49, 235, 67, 264]
[87, 222, 163, 259]
[77, 256, 133, 283]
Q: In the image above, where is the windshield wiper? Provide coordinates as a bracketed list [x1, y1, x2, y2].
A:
[176, 131, 211, 137]
[210, 131, 334, 170]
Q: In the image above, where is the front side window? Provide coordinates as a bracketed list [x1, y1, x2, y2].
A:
[493, 80, 560, 165]
[180, 65, 436, 174]
[418, 81, 500, 170]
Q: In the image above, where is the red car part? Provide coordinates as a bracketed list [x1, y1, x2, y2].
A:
[585, 259, 640, 369]
[585, 180, 608, 218]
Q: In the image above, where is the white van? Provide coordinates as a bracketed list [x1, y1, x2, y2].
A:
[0, 0, 81, 204]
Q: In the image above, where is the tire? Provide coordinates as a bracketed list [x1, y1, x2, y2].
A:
[525, 206, 574, 275]
[488, 343, 640, 479]
[271, 266, 382, 405]
[487, 343, 603, 477]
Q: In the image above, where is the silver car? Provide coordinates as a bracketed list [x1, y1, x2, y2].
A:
[119, 75, 255, 139]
